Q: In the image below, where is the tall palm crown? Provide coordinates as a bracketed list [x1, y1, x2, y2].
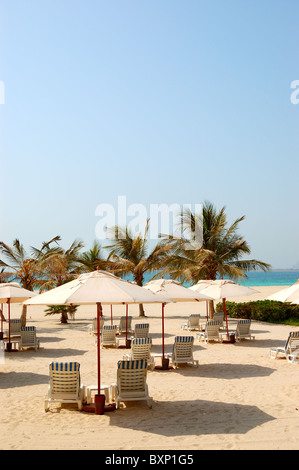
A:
[162, 201, 271, 283]
[37, 238, 85, 291]
[0, 236, 62, 290]
[106, 220, 172, 315]
[79, 241, 109, 273]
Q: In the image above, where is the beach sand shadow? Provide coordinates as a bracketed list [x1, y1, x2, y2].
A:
[171, 363, 275, 379]
[14, 347, 87, 359]
[108, 399, 275, 436]
[0, 371, 49, 389]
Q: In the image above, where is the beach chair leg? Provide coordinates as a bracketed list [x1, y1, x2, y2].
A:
[269, 349, 277, 359]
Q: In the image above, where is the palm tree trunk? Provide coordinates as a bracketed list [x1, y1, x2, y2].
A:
[139, 303, 145, 317]
[135, 276, 145, 317]
[208, 300, 215, 319]
[21, 304, 27, 327]
[61, 312, 68, 324]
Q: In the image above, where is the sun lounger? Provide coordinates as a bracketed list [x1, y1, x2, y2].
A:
[181, 314, 201, 331]
[19, 326, 40, 351]
[170, 336, 199, 368]
[270, 331, 299, 361]
[100, 325, 119, 348]
[118, 316, 133, 336]
[123, 338, 155, 370]
[115, 359, 152, 409]
[197, 320, 222, 343]
[88, 317, 105, 335]
[5, 318, 21, 337]
[234, 319, 255, 341]
[45, 362, 84, 412]
[134, 323, 150, 339]
[213, 312, 224, 328]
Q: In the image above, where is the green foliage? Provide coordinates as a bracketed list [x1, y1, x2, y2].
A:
[216, 300, 299, 325]
[44, 305, 78, 324]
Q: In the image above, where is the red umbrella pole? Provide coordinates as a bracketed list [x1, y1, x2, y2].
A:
[7, 299, 11, 351]
[162, 303, 165, 358]
[0, 303, 3, 333]
[96, 302, 101, 395]
[126, 304, 128, 342]
[223, 298, 229, 337]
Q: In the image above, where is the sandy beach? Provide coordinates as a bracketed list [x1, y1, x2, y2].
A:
[1, 285, 299, 450]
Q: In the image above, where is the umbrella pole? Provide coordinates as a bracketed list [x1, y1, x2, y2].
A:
[96, 303, 101, 395]
[0, 303, 3, 334]
[94, 302, 106, 415]
[110, 305, 113, 325]
[7, 299, 11, 351]
[162, 303, 165, 358]
[126, 304, 128, 342]
[223, 298, 229, 337]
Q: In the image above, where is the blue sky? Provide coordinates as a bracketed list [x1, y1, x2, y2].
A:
[0, 0, 298, 269]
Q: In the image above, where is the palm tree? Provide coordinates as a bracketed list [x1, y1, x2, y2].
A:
[105, 220, 172, 316]
[38, 238, 85, 291]
[0, 236, 62, 325]
[79, 240, 109, 272]
[161, 201, 271, 316]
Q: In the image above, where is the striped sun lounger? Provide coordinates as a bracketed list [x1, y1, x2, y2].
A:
[5, 319, 21, 337]
[123, 338, 155, 370]
[20, 326, 40, 351]
[88, 317, 105, 335]
[234, 319, 255, 341]
[181, 314, 201, 331]
[197, 320, 222, 343]
[100, 325, 119, 348]
[270, 331, 299, 361]
[134, 323, 150, 339]
[170, 336, 199, 368]
[115, 359, 152, 409]
[45, 362, 84, 412]
[118, 316, 133, 336]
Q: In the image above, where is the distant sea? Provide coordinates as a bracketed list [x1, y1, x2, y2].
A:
[228, 270, 299, 287]
[138, 270, 299, 288]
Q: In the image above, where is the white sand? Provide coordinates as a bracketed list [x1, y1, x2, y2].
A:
[1, 285, 299, 450]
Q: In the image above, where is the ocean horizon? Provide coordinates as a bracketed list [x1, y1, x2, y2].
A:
[137, 270, 299, 288]
[17, 269, 299, 292]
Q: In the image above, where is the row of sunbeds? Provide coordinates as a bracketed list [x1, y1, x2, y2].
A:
[3, 316, 299, 413]
[1, 320, 40, 351]
[45, 335, 198, 412]
[181, 313, 255, 343]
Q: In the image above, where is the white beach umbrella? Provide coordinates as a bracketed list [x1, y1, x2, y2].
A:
[194, 279, 259, 338]
[24, 270, 171, 413]
[267, 280, 299, 304]
[189, 280, 219, 320]
[144, 278, 212, 302]
[0, 283, 37, 350]
[143, 278, 212, 366]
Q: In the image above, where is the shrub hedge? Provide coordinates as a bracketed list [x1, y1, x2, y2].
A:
[216, 300, 299, 325]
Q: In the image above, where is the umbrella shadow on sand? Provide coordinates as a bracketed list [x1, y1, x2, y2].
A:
[0, 371, 49, 389]
[171, 363, 275, 380]
[16, 347, 87, 360]
[37, 336, 65, 344]
[108, 399, 275, 436]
